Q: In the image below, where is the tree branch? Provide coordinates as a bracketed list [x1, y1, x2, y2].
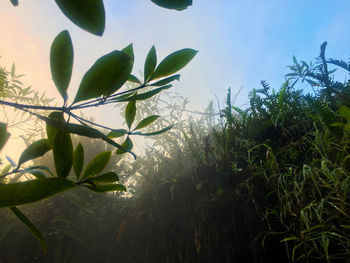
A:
[0, 99, 63, 111]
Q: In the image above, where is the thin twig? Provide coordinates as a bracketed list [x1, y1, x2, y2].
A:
[70, 83, 147, 110]
[69, 112, 116, 131]
[0, 99, 63, 111]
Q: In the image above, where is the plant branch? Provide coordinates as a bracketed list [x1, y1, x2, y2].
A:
[69, 83, 147, 110]
[0, 167, 32, 180]
[69, 112, 116, 131]
[0, 99, 63, 111]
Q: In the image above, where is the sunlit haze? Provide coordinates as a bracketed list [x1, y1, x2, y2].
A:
[1, 0, 350, 159]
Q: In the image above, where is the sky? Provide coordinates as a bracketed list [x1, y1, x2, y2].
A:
[1, 0, 350, 159]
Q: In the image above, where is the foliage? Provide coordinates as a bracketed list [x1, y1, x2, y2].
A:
[227, 42, 350, 262]
[110, 42, 350, 262]
[0, 0, 196, 253]
[0, 64, 54, 144]
[1, 42, 349, 263]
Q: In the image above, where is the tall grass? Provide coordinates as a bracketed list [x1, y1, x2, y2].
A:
[0, 42, 349, 262]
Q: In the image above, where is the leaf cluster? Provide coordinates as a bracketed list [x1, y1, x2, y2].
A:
[1, 0, 197, 254]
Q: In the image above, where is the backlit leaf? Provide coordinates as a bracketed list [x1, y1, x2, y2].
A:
[6, 156, 16, 167]
[144, 45, 157, 82]
[27, 171, 46, 180]
[150, 74, 180, 86]
[46, 111, 65, 148]
[40, 115, 136, 159]
[10, 0, 19, 6]
[54, 0, 105, 36]
[125, 100, 136, 129]
[53, 130, 73, 178]
[134, 115, 160, 130]
[121, 43, 134, 60]
[74, 50, 133, 103]
[115, 85, 172, 102]
[17, 139, 51, 168]
[128, 74, 141, 84]
[86, 171, 119, 184]
[21, 166, 53, 177]
[116, 136, 133, 154]
[150, 48, 197, 81]
[50, 30, 73, 101]
[107, 129, 128, 138]
[82, 151, 111, 179]
[136, 125, 174, 136]
[151, 0, 192, 11]
[0, 178, 76, 208]
[73, 143, 84, 180]
[0, 122, 10, 152]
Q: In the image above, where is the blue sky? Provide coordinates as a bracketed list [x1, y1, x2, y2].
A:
[0, 0, 350, 157]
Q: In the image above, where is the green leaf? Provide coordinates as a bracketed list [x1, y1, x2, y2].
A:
[10, 207, 47, 255]
[46, 113, 101, 139]
[144, 45, 157, 82]
[128, 74, 141, 84]
[1, 164, 12, 176]
[115, 85, 172, 102]
[339, 105, 350, 121]
[53, 130, 73, 178]
[344, 124, 350, 133]
[27, 171, 47, 180]
[150, 74, 180, 86]
[284, 73, 298, 77]
[320, 41, 327, 60]
[73, 143, 84, 180]
[54, 0, 105, 36]
[85, 171, 119, 184]
[0, 178, 76, 208]
[0, 122, 10, 152]
[121, 43, 134, 60]
[73, 50, 133, 103]
[330, 122, 345, 127]
[151, 0, 192, 11]
[11, 64, 15, 76]
[116, 136, 133, 154]
[6, 156, 16, 167]
[112, 92, 134, 101]
[17, 139, 51, 168]
[280, 236, 298, 242]
[86, 183, 126, 193]
[125, 100, 136, 129]
[150, 48, 197, 81]
[21, 166, 53, 177]
[10, 0, 19, 6]
[136, 125, 174, 136]
[107, 129, 128, 138]
[46, 111, 65, 148]
[82, 151, 111, 179]
[40, 115, 136, 159]
[134, 115, 160, 130]
[50, 30, 73, 101]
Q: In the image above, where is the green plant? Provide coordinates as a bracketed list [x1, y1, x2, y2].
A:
[0, 0, 197, 254]
[241, 43, 350, 262]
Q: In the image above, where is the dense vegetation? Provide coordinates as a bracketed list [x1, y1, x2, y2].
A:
[0, 0, 196, 254]
[0, 42, 349, 262]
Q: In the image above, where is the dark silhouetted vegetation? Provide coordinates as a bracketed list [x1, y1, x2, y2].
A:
[1, 42, 349, 262]
[0, 0, 196, 252]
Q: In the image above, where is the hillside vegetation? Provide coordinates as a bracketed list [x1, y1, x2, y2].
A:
[1, 42, 349, 263]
